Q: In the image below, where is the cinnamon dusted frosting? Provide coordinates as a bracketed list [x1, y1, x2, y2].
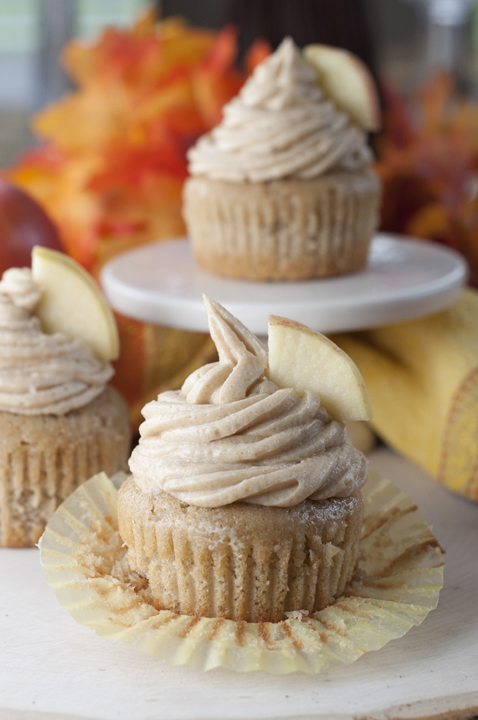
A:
[0, 268, 113, 415]
[129, 297, 367, 508]
[187, 37, 372, 183]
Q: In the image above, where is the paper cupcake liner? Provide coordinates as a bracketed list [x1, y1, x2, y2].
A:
[39, 471, 444, 674]
[118, 476, 363, 622]
[0, 387, 130, 548]
[183, 171, 381, 281]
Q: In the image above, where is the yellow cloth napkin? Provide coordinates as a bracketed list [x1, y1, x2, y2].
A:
[331, 289, 478, 501]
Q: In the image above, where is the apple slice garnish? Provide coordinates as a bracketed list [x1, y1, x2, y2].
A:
[268, 315, 372, 422]
[303, 44, 381, 132]
[32, 246, 119, 362]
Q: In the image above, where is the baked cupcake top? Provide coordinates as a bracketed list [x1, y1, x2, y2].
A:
[129, 297, 367, 507]
[187, 37, 372, 183]
[0, 268, 113, 415]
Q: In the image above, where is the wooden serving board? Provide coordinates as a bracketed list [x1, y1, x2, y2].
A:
[0, 447, 477, 720]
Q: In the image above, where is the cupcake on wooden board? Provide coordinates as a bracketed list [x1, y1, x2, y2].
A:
[184, 37, 381, 281]
[0, 248, 130, 547]
[118, 297, 372, 623]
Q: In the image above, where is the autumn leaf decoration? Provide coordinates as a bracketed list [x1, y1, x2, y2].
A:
[2, 13, 270, 425]
[6, 12, 270, 275]
[376, 74, 478, 287]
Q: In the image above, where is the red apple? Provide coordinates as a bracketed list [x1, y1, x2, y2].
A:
[0, 179, 63, 273]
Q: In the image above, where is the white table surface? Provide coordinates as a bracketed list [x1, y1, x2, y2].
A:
[1, 447, 477, 720]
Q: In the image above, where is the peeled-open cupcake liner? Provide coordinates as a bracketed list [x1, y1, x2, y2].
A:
[39, 471, 444, 674]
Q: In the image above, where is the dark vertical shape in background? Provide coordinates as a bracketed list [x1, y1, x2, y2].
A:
[157, 0, 378, 78]
[159, 0, 226, 29]
[36, 0, 76, 109]
[226, 0, 377, 75]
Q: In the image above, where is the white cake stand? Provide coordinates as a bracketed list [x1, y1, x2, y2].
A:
[100, 233, 467, 335]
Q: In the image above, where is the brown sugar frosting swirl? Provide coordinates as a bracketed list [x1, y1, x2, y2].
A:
[0, 268, 113, 415]
[129, 297, 368, 507]
[187, 37, 372, 183]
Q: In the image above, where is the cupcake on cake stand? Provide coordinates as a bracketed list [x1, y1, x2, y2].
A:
[100, 233, 466, 337]
[100, 40, 466, 337]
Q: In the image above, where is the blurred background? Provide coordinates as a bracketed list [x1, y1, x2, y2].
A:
[2, 0, 478, 411]
[1, 0, 478, 164]
[1, 0, 478, 495]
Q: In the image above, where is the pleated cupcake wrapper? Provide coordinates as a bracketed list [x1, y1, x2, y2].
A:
[39, 470, 444, 674]
[118, 478, 363, 622]
[0, 402, 129, 549]
[184, 171, 381, 280]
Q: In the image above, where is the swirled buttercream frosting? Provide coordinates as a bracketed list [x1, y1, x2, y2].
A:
[129, 297, 368, 508]
[187, 37, 372, 183]
[0, 268, 113, 415]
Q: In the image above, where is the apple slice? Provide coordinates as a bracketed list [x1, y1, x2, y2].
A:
[268, 315, 372, 422]
[31, 246, 119, 362]
[303, 44, 381, 132]
[346, 421, 376, 454]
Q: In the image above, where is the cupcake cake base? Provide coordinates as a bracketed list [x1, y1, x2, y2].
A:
[0, 387, 130, 547]
[39, 471, 444, 674]
[118, 477, 363, 622]
[183, 169, 381, 281]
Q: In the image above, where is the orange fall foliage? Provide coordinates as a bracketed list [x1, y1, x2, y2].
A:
[6, 13, 269, 276]
[376, 74, 478, 286]
[3, 13, 270, 424]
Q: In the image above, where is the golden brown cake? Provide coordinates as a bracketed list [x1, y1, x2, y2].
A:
[118, 477, 363, 622]
[0, 267, 130, 547]
[118, 298, 367, 622]
[184, 170, 380, 281]
[184, 38, 381, 281]
[0, 387, 129, 548]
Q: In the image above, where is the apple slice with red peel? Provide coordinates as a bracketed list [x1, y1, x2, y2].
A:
[32, 246, 119, 362]
[303, 44, 381, 132]
[268, 315, 373, 422]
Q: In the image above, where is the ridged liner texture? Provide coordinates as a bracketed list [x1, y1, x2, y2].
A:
[117, 477, 363, 623]
[0, 387, 130, 547]
[39, 470, 444, 674]
[183, 169, 381, 281]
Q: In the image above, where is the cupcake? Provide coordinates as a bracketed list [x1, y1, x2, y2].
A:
[183, 38, 381, 281]
[0, 266, 130, 547]
[118, 297, 368, 623]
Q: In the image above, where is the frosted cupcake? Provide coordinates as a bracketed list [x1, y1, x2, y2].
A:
[0, 266, 130, 547]
[183, 38, 381, 281]
[118, 298, 368, 623]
